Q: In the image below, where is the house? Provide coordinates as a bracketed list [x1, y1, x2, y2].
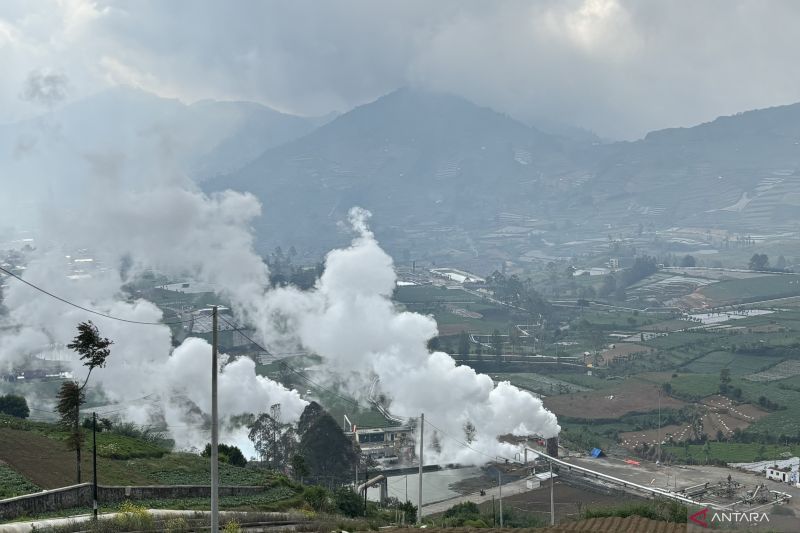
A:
[766, 464, 799, 485]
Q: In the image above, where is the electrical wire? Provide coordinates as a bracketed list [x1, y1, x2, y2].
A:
[0, 266, 195, 325]
[425, 418, 518, 465]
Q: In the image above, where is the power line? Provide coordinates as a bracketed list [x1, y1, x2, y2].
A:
[425, 418, 517, 465]
[0, 266, 194, 326]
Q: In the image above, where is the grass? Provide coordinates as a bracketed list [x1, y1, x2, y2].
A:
[581, 498, 687, 523]
[699, 274, 800, 305]
[0, 462, 39, 498]
[492, 372, 590, 395]
[665, 374, 720, 400]
[0, 415, 167, 460]
[393, 285, 479, 304]
[663, 442, 800, 463]
[684, 350, 783, 375]
[0, 416, 278, 489]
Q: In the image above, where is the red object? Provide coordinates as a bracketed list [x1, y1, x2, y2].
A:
[689, 508, 709, 528]
[624, 459, 640, 466]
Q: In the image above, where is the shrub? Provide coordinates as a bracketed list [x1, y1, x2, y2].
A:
[164, 516, 189, 533]
[115, 501, 154, 530]
[334, 487, 364, 518]
[223, 518, 241, 533]
[0, 394, 29, 419]
[303, 485, 333, 513]
[202, 443, 247, 467]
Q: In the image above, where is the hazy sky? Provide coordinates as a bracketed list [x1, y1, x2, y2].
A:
[2, 0, 800, 139]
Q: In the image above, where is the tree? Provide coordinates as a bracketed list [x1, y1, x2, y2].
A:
[775, 255, 787, 271]
[297, 402, 359, 486]
[463, 421, 476, 444]
[457, 331, 470, 359]
[248, 408, 295, 469]
[491, 329, 502, 362]
[680, 255, 696, 267]
[60, 321, 113, 483]
[749, 253, 769, 271]
[0, 394, 29, 418]
[202, 443, 247, 467]
[56, 381, 85, 468]
[719, 368, 731, 395]
[68, 321, 113, 389]
[334, 487, 363, 517]
[290, 454, 309, 482]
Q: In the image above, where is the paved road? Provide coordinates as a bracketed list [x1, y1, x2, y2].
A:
[421, 475, 544, 516]
[561, 455, 800, 510]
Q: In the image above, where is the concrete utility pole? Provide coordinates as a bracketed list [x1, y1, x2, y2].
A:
[657, 387, 662, 464]
[498, 470, 503, 527]
[211, 306, 219, 532]
[550, 457, 555, 526]
[92, 412, 98, 520]
[417, 413, 424, 525]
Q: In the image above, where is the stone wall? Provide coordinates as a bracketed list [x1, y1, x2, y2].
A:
[0, 484, 265, 519]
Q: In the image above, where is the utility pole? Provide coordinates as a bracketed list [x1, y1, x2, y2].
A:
[363, 466, 369, 516]
[549, 457, 555, 526]
[92, 412, 98, 520]
[498, 470, 503, 527]
[211, 306, 219, 532]
[657, 387, 662, 464]
[417, 413, 424, 525]
[75, 402, 81, 484]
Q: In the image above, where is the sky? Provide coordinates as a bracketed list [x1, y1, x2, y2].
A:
[2, 0, 800, 139]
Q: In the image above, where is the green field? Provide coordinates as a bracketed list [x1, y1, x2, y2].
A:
[684, 351, 784, 376]
[0, 415, 282, 490]
[0, 463, 39, 498]
[393, 285, 479, 304]
[492, 373, 590, 395]
[0, 416, 167, 460]
[665, 374, 720, 400]
[663, 442, 800, 463]
[699, 274, 800, 305]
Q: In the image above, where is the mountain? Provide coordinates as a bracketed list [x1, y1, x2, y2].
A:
[0, 87, 326, 228]
[587, 102, 800, 231]
[210, 88, 583, 254]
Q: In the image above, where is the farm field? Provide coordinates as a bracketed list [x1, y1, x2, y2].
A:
[542, 380, 686, 420]
[662, 442, 800, 464]
[0, 416, 271, 490]
[393, 285, 480, 304]
[695, 273, 800, 306]
[684, 350, 783, 375]
[746, 360, 800, 382]
[618, 396, 767, 448]
[0, 462, 39, 498]
[491, 372, 590, 396]
[388, 271, 800, 463]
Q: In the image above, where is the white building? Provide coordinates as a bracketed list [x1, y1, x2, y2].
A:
[766, 464, 799, 486]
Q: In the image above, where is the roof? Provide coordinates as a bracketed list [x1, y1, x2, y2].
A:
[536, 516, 687, 532]
[380, 517, 689, 533]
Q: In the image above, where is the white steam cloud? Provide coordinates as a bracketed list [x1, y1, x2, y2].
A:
[255, 208, 560, 463]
